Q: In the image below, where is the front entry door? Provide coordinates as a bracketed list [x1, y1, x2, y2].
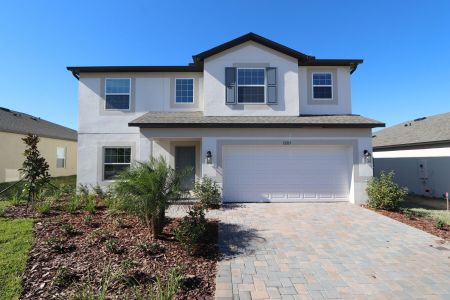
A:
[175, 146, 196, 190]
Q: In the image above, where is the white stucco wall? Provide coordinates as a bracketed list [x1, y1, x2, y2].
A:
[374, 147, 450, 197]
[203, 41, 300, 116]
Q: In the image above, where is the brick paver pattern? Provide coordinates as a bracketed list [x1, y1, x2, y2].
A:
[170, 203, 450, 299]
[210, 203, 450, 299]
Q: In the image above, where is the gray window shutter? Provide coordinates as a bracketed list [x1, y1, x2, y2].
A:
[225, 67, 237, 104]
[266, 67, 277, 104]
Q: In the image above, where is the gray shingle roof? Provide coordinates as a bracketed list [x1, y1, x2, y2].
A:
[0, 107, 77, 141]
[373, 112, 450, 150]
[129, 112, 384, 128]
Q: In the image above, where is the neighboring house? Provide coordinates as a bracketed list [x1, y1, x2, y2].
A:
[0, 107, 77, 182]
[373, 112, 450, 198]
[68, 32, 383, 204]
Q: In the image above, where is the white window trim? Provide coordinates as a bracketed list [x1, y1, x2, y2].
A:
[312, 72, 333, 100]
[174, 78, 195, 104]
[102, 146, 132, 181]
[237, 68, 266, 104]
[104, 78, 131, 111]
[56, 146, 66, 169]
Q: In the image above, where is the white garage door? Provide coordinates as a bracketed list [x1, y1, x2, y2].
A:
[223, 145, 352, 202]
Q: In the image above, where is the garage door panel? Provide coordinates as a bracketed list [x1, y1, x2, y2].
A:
[223, 145, 351, 202]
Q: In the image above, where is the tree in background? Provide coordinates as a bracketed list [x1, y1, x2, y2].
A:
[20, 134, 50, 208]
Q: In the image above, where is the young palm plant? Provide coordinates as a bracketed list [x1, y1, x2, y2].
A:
[113, 156, 186, 238]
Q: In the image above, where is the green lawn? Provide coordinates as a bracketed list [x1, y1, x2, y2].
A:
[0, 201, 34, 300]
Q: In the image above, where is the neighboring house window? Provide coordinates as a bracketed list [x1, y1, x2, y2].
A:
[103, 147, 131, 180]
[56, 147, 66, 168]
[175, 78, 194, 103]
[312, 73, 333, 99]
[237, 68, 265, 103]
[105, 78, 131, 110]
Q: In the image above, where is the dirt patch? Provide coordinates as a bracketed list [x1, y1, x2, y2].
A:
[365, 206, 450, 241]
[17, 205, 218, 299]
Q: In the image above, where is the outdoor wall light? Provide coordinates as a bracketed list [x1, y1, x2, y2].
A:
[206, 151, 212, 164]
[363, 149, 372, 164]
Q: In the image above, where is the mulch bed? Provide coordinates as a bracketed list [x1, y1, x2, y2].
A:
[7, 204, 218, 299]
[364, 206, 450, 241]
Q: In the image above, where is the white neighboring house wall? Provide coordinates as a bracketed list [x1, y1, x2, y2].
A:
[374, 147, 450, 197]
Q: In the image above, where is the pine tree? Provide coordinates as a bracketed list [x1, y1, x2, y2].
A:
[20, 134, 50, 208]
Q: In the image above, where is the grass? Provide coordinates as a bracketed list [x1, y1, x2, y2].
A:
[0, 175, 76, 200]
[408, 208, 450, 225]
[0, 199, 34, 299]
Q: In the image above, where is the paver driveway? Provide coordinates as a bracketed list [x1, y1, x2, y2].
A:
[212, 203, 450, 299]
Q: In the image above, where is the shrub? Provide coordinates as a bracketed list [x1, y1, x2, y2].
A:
[402, 209, 415, 220]
[84, 215, 94, 227]
[0, 206, 5, 217]
[61, 223, 76, 236]
[435, 219, 446, 230]
[134, 267, 183, 300]
[10, 192, 23, 205]
[84, 194, 97, 214]
[366, 171, 408, 210]
[92, 184, 105, 199]
[47, 238, 69, 253]
[112, 156, 186, 238]
[137, 241, 163, 255]
[174, 206, 207, 254]
[104, 238, 122, 254]
[35, 200, 52, 215]
[78, 184, 90, 198]
[54, 266, 78, 288]
[193, 176, 221, 209]
[113, 217, 127, 229]
[72, 264, 111, 300]
[89, 229, 112, 244]
[65, 194, 82, 213]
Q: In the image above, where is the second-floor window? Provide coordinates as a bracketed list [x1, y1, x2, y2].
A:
[105, 78, 131, 110]
[175, 78, 194, 103]
[312, 73, 333, 100]
[237, 68, 265, 103]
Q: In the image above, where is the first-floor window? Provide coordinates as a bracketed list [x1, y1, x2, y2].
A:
[103, 147, 131, 180]
[56, 147, 66, 168]
[312, 72, 333, 99]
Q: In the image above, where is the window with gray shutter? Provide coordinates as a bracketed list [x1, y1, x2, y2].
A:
[266, 67, 277, 104]
[225, 67, 237, 104]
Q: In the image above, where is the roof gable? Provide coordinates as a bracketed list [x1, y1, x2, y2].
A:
[192, 32, 315, 63]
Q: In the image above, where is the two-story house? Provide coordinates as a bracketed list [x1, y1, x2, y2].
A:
[68, 33, 384, 204]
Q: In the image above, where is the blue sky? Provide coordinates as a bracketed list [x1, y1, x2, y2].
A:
[0, 0, 449, 131]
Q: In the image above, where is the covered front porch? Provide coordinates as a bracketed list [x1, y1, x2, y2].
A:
[151, 138, 203, 191]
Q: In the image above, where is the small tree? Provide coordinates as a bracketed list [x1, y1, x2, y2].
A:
[20, 134, 50, 208]
[366, 171, 408, 210]
[113, 156, 185, 238]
